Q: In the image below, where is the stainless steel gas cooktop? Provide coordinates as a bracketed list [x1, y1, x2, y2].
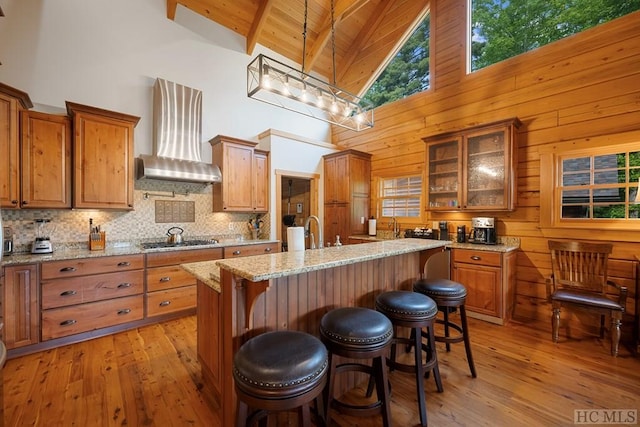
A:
[140, 239, 219, 250]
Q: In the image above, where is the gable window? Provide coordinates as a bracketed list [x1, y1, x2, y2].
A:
[469, 1, 640, 72]
[379, 176, 422, 218]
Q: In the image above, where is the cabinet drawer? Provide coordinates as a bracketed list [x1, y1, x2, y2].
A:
[146, 286, 196, 317]
[42, 270, 144, 309]
[145, 247, 223, 268]
[452, 249, 501, 267]
[147, 266, 196, 292]
[42, 295, 143, 340]
[41, 254, 144, 279]
[224, 243, 278, 258]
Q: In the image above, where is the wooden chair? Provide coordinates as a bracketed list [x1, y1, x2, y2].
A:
[548, 240, 628, 356]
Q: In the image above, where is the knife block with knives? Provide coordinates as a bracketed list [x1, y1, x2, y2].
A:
[89, 219, 106, 250]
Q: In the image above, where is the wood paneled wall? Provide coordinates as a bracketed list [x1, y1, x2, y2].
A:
[332, 1, 640, 339]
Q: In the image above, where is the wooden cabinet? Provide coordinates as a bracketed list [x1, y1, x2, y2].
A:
[424, 118, 521, 211]
[210, 135, 269, 212]
[20, 111, 72, 208]
[223, 242, 279, 258]
[0, 83, 33, 208]
[145, 248, 223, 318]
[40, 254, 145, 340]
[323, 150, 371, 245]
[451, 248, 516, 325]
[2, 264, 39, 349]
[66, 102, 140, 210]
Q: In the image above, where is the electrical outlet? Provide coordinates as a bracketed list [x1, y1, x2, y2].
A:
[361, 216, 365, 224]
[228, 222, 234, 230]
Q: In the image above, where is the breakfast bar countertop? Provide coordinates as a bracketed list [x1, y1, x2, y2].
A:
[183, 238, 449, 290]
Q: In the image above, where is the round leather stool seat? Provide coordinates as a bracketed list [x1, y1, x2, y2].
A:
[320, 307, 393, 427]
[233, 330, 328, 427]
[413, 278, 467, 302]
[374, 291, 442, 427]
[413, 278, 477, 379]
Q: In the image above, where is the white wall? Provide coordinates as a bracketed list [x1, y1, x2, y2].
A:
[0, 0, 331, 162]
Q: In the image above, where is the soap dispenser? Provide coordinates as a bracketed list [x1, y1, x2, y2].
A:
[334, 235, 342, 246]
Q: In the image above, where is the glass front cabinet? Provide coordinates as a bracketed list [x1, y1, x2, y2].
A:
[424, 118, 521, 211]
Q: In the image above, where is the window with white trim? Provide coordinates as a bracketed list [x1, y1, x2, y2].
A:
[379, 176, 422, 218]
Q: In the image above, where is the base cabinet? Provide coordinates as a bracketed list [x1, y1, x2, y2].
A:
[451, 248, 516, 325]
[2, 264, 39, 349]
[145, 248, 223, 317]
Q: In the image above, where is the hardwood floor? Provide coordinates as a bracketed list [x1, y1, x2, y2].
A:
[3, 314, 639, 426]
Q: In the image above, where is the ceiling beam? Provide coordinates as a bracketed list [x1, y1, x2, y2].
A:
[167, 0, 178, 20]
[304, 0, 370, 74]
[246, 0, 275, 55]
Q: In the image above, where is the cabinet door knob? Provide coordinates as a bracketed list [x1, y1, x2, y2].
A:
[117, 283, 132, 288]
[60, 267, 77, 272]
[60, 290, 77, 297]
[233, 250, 241, 255]
[11, 200, 18, 205]
[159, 301, 171, 307]
[60, 319, 77, 326]
[117, 308, 132, 315]
[21, 201, 28, 205]
[264, 247, 272, 252]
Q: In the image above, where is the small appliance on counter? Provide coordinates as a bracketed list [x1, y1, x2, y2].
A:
[405, 227, 437, 239]
[456, 225, 466, 243]
[438, 221, 449, 241]
[468, 217, 497, 245]
[3, 226, 13, 255]
[31, 218, 54, 254]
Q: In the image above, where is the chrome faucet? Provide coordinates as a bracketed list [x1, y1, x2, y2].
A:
[389, 217, 400, 238]
[304, 215, 323, 249]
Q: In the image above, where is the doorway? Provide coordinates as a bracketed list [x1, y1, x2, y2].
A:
[275, 171, 319, 251]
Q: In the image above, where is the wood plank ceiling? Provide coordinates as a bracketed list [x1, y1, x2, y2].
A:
[167, 0, 430, 97]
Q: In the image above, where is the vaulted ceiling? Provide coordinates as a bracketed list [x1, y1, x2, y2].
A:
[167, 0, 430, 97]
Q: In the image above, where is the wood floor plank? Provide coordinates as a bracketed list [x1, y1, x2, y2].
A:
[3, 314, 639, 426]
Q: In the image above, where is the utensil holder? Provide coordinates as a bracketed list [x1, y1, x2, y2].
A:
[89, 231, 106, 251]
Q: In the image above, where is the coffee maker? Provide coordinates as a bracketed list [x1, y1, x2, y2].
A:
[468, 217, 497, 245]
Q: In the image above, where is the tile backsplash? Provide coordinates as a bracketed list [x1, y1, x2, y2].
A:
[1, 180, 270, 251]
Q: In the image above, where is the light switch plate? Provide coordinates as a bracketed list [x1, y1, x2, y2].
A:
[296, 203, 303, 213]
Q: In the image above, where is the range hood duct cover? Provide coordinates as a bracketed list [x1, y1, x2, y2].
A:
[136, 78, 221, 184]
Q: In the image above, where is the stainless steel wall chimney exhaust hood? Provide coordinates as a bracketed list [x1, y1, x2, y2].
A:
[136, 78, 222, 184]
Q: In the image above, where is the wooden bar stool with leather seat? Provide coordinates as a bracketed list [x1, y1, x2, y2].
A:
[374, 290, 443, 427]
[413, 278, 477, 378]
[233, 330, 328, 427]
[320, 307, 394, 427]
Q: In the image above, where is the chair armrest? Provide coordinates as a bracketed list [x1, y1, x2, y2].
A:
[607, 280, 628, 310]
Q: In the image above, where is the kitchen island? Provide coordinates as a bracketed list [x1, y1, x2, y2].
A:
[182, 238, 448, 426]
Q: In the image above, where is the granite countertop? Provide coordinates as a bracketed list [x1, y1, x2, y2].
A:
[349, 235, 520, 253]
[192, 238, 449, 286]
[1, 239, 280, 267]
[182, 262, 221, 292]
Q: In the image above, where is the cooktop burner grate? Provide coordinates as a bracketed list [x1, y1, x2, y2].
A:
[140, 239, 219, 250]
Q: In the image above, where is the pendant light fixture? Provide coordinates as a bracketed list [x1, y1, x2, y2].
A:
[247, 0, 374, 131]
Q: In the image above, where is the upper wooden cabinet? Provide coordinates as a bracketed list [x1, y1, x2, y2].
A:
[423, 118, 521, 211]
[210, 135, 269, 213]
[21, 111, 72, 208]
[323, 150, 371, 244]
[66, 102, 140, 210]
[0, 82, 33, 208]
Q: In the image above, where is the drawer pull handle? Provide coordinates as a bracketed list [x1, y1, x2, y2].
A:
[264, 247, 272, 252]
[233, 250, 241, 255]
[159, 301, 171, 307]
[471, 256, 481, 261]
[117, 308, 132, 315]
[159, 277, 171, 282]
[117, 283, 132, 288]
[117, 262, 131, 267]
[60, 290, 77, 297]
[60, 319, 77, 326]
[60, 267, 77, 272]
